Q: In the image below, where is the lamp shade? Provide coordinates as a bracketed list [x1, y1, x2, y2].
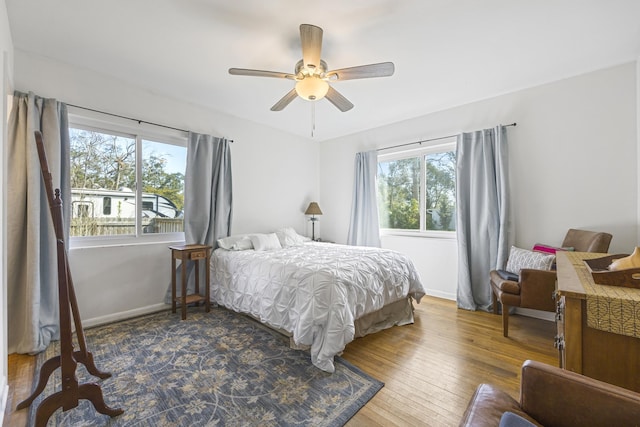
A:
[305, 202, 323, 216]
[295, 76, 329, 101]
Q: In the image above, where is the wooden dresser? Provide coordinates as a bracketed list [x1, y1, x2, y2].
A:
[555, 251, 640, 392]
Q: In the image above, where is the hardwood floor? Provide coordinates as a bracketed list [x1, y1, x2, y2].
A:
[3, 296, 557, 427]
[4, 353, 36, 427]
[342, 297, 557, 426]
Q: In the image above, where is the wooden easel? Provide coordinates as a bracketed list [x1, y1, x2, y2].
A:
[17, 131, 123, 426]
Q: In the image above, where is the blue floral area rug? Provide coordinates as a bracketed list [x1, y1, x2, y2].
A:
[27, 307, 382, 426]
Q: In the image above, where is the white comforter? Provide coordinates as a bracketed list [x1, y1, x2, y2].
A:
[210, 242, 425, 372]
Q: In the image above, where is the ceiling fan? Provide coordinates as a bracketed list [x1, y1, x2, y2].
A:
[228, 24, 395, 112]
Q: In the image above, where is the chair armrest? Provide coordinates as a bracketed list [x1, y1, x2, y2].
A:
[490, 270, 520, 295]
[458, 384, 536, 427]
[519, 269, 556, 312]
[520, 360, 640, 427]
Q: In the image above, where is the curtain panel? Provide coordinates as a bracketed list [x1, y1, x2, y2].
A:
[166, 131, 233, 300]
[347, 150, 381, 247]
[7, 91, 70, 353]
[456, 126, 510, 311]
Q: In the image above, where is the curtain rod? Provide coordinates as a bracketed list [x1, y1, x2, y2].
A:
[377, 122, 516, 152]
[66, 103, 234, 142]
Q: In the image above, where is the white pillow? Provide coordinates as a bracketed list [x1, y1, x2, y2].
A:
[230, 236, 253, 251]
[250, 233, 282, 251]
[505, 246, 555, 274]
[217, 235, 246, 250]
[276, 227, 308, 247]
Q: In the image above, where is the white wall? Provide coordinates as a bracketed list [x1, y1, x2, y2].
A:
[6, 47, 639, 330]
[0, 0, 12, 419]
[12, 50, 318, 325]
[637, 57, 640, 244]
[319, 62, 638, 300]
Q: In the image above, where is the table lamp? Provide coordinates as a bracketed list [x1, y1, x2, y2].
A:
[305, 202, 323, 241]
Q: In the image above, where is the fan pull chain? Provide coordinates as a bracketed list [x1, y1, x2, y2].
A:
[311, 102, 316, 138]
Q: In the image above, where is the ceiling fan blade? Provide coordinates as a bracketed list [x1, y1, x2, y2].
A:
[326, 62, 395, 81]
[300, 24, 323, 70]
[325, 86, 354, 112]
[271, 88, 298, 111]
[229, 68, 295, 80]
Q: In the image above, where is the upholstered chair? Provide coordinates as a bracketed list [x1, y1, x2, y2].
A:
[490, 228, 612, 337]
[460, 359, 640, 426]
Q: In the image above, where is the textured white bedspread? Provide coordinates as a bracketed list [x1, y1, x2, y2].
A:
[210, 242, 425, 372]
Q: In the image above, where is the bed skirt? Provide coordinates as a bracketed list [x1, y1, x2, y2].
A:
[228, 297, 416, 352]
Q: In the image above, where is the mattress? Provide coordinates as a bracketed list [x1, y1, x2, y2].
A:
[210, 241, 425, 372]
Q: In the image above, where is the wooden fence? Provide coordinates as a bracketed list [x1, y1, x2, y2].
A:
[71, 217, 183, 237]
[144, 218, 184, 234]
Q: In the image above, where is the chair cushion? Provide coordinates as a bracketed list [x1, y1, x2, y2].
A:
[505, 246, 555, 274]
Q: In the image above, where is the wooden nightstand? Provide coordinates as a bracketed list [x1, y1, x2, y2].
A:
[169, 244, 212, 320]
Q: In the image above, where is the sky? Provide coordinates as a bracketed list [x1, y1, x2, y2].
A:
[143, 140, 187, 175]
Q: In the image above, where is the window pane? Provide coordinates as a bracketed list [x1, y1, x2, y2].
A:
[102, 197, 111, 215]
[377, 158, 421, 230]
[141, 140, 186, 234]
[70, 128, 136, 237]
[425, 151, 456, 231]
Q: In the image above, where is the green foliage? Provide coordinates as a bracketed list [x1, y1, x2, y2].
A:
[425, 151, 456, 231]
[378, 158, 420, 229]
[378, 151, 456, 231]
[142, 154, 185, 210]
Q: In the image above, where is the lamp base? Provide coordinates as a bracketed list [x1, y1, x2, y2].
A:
[310, 217, 319, 241]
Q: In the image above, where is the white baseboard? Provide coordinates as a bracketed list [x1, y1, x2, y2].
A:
[424, 289, 456, 301]
[78, 301, 552, 332]
[0, 375, 8, 426]
[420, 292, 556, 323]
[514, 307, 555, 322]
[82, 303, 169, 329]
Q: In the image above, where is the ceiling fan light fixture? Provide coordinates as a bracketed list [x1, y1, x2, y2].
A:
[295, 76, 329, 101]
[229, 25, 394, 112]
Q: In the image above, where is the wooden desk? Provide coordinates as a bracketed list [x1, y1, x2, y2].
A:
[556, 251, 640, 392]
[169, 244, 211, 320]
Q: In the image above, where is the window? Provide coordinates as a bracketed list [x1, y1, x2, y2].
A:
[377, 140, 456, 235]
[102, 197, 112, 215]
[69, 115, 187, 240]
[76, 203, 91, 218]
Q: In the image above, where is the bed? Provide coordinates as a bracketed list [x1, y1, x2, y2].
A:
[210, 229, 426, 372]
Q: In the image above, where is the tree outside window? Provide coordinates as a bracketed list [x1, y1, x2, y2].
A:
[425, 151, 456, 231]
[377, 144, 456, 233]
[378, 158, 420, 230]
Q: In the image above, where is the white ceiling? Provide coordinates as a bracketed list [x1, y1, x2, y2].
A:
[6, 0, 640, 141]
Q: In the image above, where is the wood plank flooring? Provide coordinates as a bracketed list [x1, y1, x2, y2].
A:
[342, 297, 557, 426]
[3, 296, 557, 427]
[4, 353, 36, 427]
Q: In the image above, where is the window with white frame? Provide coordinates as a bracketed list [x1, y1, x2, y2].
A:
[68, 114, 187, 241]
[377, 139, 456, 234]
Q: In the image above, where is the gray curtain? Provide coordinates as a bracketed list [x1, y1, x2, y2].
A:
[166, 131, 232, 300]
[7, 91, 70, 353]
[456, 126, 510, 311]
[347, 150, 381, 247]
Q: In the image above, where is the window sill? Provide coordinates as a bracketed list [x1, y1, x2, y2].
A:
[380, 229, 457, 240]
[69, 232, 185, 249]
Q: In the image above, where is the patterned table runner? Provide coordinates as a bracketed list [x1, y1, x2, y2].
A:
[565, 251, 640, 339]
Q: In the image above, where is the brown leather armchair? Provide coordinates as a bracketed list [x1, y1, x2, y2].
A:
[490, 228, 612, 337]
[459, 359, 640, 427]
